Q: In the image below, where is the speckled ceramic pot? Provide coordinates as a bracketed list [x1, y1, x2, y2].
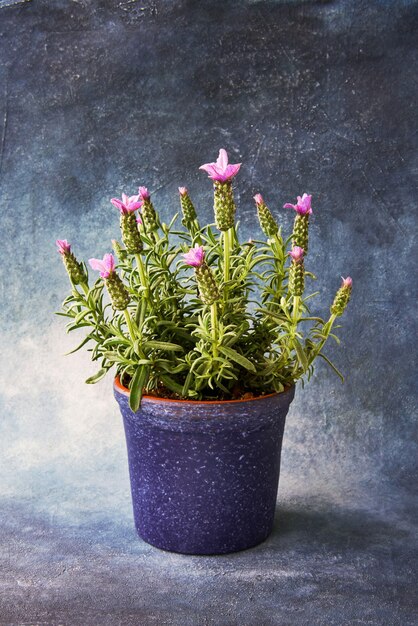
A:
[114, 377, 295, 555]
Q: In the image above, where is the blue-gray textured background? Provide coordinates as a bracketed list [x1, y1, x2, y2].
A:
[0, 1, 417, 624]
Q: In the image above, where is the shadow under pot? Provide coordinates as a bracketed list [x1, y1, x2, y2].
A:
[114, 377, 295, 555]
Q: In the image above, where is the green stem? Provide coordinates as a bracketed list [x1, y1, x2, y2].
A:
[80, 281, 101, 326]
[135, 253, 151, 328]
[223, 230, 230, 288]
[269, 234, 285, 309]
[309, 313, 337, 365]
[135, 254, 147, 289]
[211, 302, 218, 359]
[292, 295, 300, 327]
[124, 309, 137, 344]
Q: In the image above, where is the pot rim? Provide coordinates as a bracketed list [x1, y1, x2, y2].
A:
[114, 375, 293, 405]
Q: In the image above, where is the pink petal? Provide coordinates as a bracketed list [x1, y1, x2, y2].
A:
[183, 245, 205, 267]
[254, 194, 264, 205]
[111, 198, 124, 211]
[138, 186, 150, 200]
[178, 187, 188, 196]
[103, 253, 115, 274]
[127, 201, 143, 212]
[56, 239, 71, 254]
[216, 148, 229, 171]
[224, 163, 241, 180]
[89, 258, 105, 273]
[199, 163, 218, 178]
[283, 203, 296, 210]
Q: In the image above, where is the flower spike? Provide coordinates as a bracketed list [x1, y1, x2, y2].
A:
[200, 149, 240, 231]
[138, 186, 159, 233]
[184, 245, 219, 305]
[284, 193, 312, 254]
[331, 276, 353, 316]
[254, 194, 279, 238]
[56, 239, 87, 285]
[288, 246, 305, 296]
[179, 187, 198, 225]
[89, 253, 130, 310]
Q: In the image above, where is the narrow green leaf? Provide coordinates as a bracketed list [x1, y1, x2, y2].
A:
[318, 353, 344, 382]
[143, 340, 184, 352]
[74, 309, 92, 324]
[294, 339, 308, 372]
[129, 365, 150, 412]
[218, 346, 256, 373]
[85, 368, 108, 384]
[65, 335, 92, 355]
[300, 317, 325, 323]
[159, 373, 185, 396]
[303, 291, 320, 302]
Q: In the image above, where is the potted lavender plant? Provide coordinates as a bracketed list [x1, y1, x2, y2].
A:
[56, 149, 352, 554]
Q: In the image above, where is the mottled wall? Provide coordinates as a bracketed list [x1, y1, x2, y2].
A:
[0, 0, 417, 532]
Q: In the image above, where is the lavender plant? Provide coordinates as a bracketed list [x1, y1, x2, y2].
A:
[56, 149, 352, 410]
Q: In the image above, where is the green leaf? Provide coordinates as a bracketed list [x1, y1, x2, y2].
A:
[85, 368, 108, 384]
[74, 308, 92, 324]
[65, 335, 92, 355]
[218, 346, 256, 373]
[129, 365, 150, 412]
[303, 291, 320, 302]
[143, 340, 184, 352]
[318, 353, 344, 382]
[294, 339, 308, 372]
[159, 373, 185, 396]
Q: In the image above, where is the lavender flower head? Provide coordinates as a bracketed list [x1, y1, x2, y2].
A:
[199, 149, 241, 183]
[289, 246, 305, 263]
[89, 253, 116, 278]
[341, 276, 353, 288]
[183, 245, 205, 268]
[56, 239, 71, 255]
[111, 193, 142, 215]
[178, 187, 188, 196]
[284, 193, 312, 215]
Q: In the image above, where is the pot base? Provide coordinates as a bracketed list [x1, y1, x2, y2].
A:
[136, 526, 273, 555]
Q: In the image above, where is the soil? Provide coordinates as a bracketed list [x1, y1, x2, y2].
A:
[120, 376, 276, 401]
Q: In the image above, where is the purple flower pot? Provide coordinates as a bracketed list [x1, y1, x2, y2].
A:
[114, 378, 295, 555]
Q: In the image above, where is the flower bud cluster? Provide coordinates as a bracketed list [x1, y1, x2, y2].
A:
[120, 212, 143, 254]
[195, 263, 220, 305]
[105, 273, 131, 310]
[288, 246, 305, 296]
[56, 240, 87, 285]
[254, 194, 278, 238]
[331, 277, 353, 317]
[183, 245, 219, 305]
[139, 187, 159, 233]
[179, 187, 197, 224]
[284, 194, 312, 254]
[213, 181, 236, 231]
[112, 239, 128, 261]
